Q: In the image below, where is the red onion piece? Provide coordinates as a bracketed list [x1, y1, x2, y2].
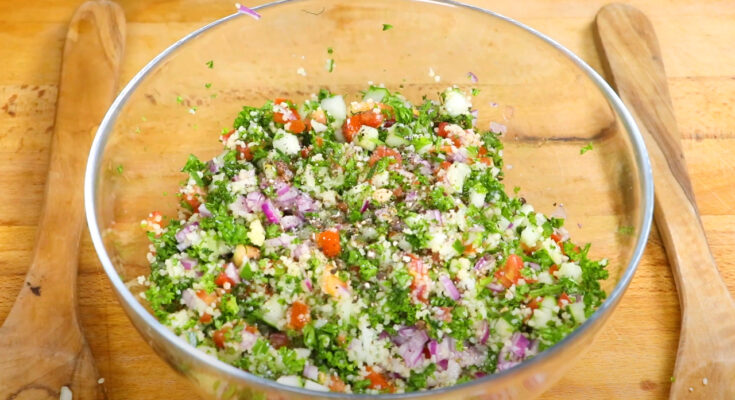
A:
[293, 242, 310, 260]
[224, 262, 241, 284]
[264, 234, 294, 248]
[467, 71, 478, 83]
[198, 203, 212, 218]
[236, 3, 261, 20]
[261, 199, 281, 223]
[550, 204, 567, 220]
[180, 256, 198, 270]
[487, 282, 505, 293]
[479, 320, 490, 345]
[439, 274, 461, 300]
[452, 146, 469, 163]
[240, 330, 258, 352]
[437, 359, 449, 371]
[280, 215, 303, 230]
[527, 262, 541, 271]
[245, 191, 265, 211]
[175, 222, 199, 251]
[302, 278, 313, 292]
[396, 327, 429, 368]
[360, 199, 370, 213]
[489, 121, 508, 135]
[427, 340, 438, 356]
[510, 332, 531, 358]
[405, 190, 419, 202]
[470, 109, 478, 127]
[303, 364, 319, 381]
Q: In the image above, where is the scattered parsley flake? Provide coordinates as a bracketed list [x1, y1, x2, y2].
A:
[580, 143, 593, 154]
[176, 96, 183, 104]
[326, 58, 335, 73]
[206, 60, 214, 69]
[205, 83, 212, 89]
[327, 47, 333, 54]
[141, 116, 147, 122]
[471, 88, 481, 96]
[116, 164, 123, 174]
[382, 23, 393, 31]
[617, 225, 634, 236]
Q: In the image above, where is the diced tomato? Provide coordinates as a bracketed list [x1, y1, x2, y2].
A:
[244, 324, 258, 334]
[464, 244, 476, 256]
[286, 119, 305, 134]
[551, 233, 563, 244]
[440, 160, 452, 170]
[141, 211, 163, 233]
[328, 375, 347, 392]
[527, 296, 542, 311]
[311, 109, 327, 124]
[495, 254, 524, 288]
[478, 146, 488, 156]
[437, 122, 451, 138]
[314, 136, 324, 147]
[558, 293, 571, 308]
[342, 117, 362, 143]
[215, 271, 236, 288]
[407, 254, 429, 303]
[269, 332, 289, 349]
[477, 157, 493, 166]
[213, 327, 229, 349]
[368, 146, 403, 168]
[451, 135, 461, 147]
[221, 129, 235, 143]
[288, 301, 311, 331]
[549, 265, 559, 276]
[316, 230, 341, 258]
[359, 110, 384, 127]
[365, 366, 394, 392]
[196, 289, 218, 306]
[183, 185, 204, 211]
[300, 147, 311, 158]
[199, 313, 212, 324]
[236, 145, 254, 161]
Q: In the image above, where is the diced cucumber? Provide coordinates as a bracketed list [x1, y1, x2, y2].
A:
[569, 301, 587, 323]
[363, 87, 389, 103]
[493, 317, 514, 340]
[320, 95, 347, 121]
[385, 131, 406, 147]
[357, 126, 380, 150]
[260, 296, 286, 329]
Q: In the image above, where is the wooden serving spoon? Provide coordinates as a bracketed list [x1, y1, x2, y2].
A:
[596, 4, 735, 399]
[0, 1, 124, 399]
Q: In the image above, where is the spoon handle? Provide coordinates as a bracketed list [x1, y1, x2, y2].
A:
[596, 3, 735, 398]
[0, 1, 124, 397]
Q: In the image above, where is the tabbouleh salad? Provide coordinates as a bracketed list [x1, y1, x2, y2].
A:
[139, 86, 608, 394]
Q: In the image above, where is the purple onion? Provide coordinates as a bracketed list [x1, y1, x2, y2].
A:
[437, 359, 449, 371]
[550, 204, 567, 220]
[425, 209, 442, 225]
[527, 262, 541, 271]
[395, 328, 429, 368]
[180, 256, 198, 270]
[474, 256, 495, 272]
[264, 234, 294, 248]
[197, 203, 213, 218]
[240, 330, 258, 352]
[175, 222, 199, 251]
[427, 340, 438, 356]
[405, 190, 419, 202]
[470, 109, 478, 127]
[261, 199, 281, 223]
[468, 71, 479, 83]
[181, 289, 197, 309]
[208, 158, 223, 173]
[487, 282, 506, 293]
[276, 183, 291, 197]
[510, 333, 531, 358]
[360, 199, 370, 213]
[452, 147, 470, 163]
[295, 193, 316, 214]
[489, 121, 508, 135]
[507, 222, 514, 230]
[245, 191, 265, 211]
[439, 274, 461, 300]
[303, 364, 319, 381]
[475, 372, 487, 379]
[224, 262, 241, 284]
[479, 320, 490, 345]
[302, 278, 313, 292]
[280, 215, 303, 230]
[378, 331, 390, 341]
[293, 242, 310, 260]
[236, 3, 261, 20]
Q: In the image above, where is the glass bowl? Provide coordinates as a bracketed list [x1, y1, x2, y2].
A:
[85, 0, 653, 398]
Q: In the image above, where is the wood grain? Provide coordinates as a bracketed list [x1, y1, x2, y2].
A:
[0, 0, 734, 399]
[0, 1, 124, 399]
[596, 3, 735, 398]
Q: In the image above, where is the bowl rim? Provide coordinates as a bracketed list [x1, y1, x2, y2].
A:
[84, 0, 654, 397]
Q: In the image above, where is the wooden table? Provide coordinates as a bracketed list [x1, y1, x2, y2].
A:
[1, 0, 733, 398]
